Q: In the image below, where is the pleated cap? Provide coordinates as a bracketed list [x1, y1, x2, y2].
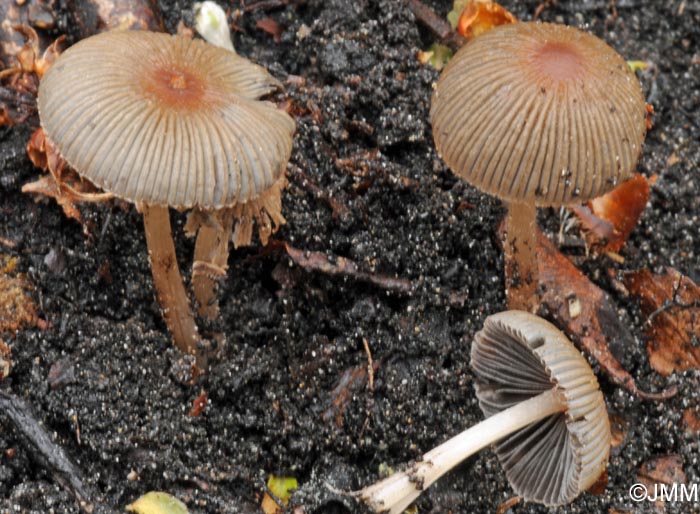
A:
[470, 311, 610, 506]
[38, 30, 295, 209]
[431, 22, 647, 206]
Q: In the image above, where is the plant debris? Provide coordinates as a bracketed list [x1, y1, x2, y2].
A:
[454, 0, 517, 39]
[537, 232, 676, 400]
[22, 128, 113, 232]
[0, 390, 102, 514]
[624, 267, 700, 376]
[126, 491, 189, 514]
[188, 389, 208, 417]
[256, 17, 285, 43]
[272, 240, 413, 294]
[0, 256, 38, 333]
[636, 454, 686, 511]
[572, 174, 651, 252]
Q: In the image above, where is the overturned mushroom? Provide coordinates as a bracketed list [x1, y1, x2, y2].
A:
[37, 30, 295, 365]
[357, 311, 610, 513]
[431, 22, 647, 311]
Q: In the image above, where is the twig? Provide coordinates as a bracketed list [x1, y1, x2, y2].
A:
[407, 0, 465, 50]
[277, 241, 413, 294]
[362, 337, 374, 392]
[0, 390, 114, 514]
[241, 0, 288, 12]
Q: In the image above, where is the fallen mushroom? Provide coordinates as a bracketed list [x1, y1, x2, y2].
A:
[431, 22, 647, 311]
[37, 30, 295, 366]
[357, 310, 610, 513]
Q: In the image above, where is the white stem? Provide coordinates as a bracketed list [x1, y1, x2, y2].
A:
[358, 388, 565, 514]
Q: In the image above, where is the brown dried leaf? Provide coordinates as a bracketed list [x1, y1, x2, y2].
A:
[682, 408, 700, 437]
[624, 268, 700, 376]
[537, 232, 676, 400]
[572, 174, 650, 252]
[24, 128, 113, 231]
[261, 493, 281, 514]
[256, 18, 284, 43]
[636, 455, 686, 511]
[456, 0, 517, 39]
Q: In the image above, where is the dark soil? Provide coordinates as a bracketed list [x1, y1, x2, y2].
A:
[1, 0, 699, 513]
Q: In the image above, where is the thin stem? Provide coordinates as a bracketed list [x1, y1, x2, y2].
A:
[142, 204, 205, 369]
[358, 388, 565, 514]
[504, 201, 539, 312]
[191, 209, 234, 319]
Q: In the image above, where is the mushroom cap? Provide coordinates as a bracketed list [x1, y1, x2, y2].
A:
[38, 30, 295, 210]
[431, 22, 647, 206]
[470, 311, 610, 506]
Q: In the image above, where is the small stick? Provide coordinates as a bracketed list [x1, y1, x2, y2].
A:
[0, 390, 115, 513]
[407, 0, 465, 50]
[362, 337, 374, 392]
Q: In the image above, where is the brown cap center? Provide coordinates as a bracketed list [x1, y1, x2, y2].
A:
[531, 41, 584, 82]
[142, 65, 209, 111]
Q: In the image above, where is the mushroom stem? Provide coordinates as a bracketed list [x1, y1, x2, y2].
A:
[191, 209, 234, 319]
[358, 387, 565, 514]
[141, 204, 204, 367]
[504, 201, 539, 312]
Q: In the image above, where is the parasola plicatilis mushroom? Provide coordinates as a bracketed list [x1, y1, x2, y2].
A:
[357, 310, 610, 513]
[37, 30, 295, 366]
[431, 22, 647, 312]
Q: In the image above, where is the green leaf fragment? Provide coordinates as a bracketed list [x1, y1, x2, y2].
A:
[627, 60, 650, 72]
[423, 43, 454, 71]
[267, 475, 298, 505]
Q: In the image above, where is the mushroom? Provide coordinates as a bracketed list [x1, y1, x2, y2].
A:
[431, 22, 647, 312]
[37, 30, 295, 365]
[357, 310, 610, 513]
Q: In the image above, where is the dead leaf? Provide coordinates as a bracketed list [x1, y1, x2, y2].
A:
[537, 232, 676, 400]
[456, 0, 517, 39]
[624, 268, 700, 376]
[682, 408, 700, 437]
[572, 174, 650, 252]
[188, 389, 208, 417]
[261, 493, 281, 514]
[636, 455, 686, 511]
[256, 18, 284, 43]
[23, 128, 113, 233]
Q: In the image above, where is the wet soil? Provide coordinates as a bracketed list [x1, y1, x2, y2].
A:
[1, 0, 699, 513]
